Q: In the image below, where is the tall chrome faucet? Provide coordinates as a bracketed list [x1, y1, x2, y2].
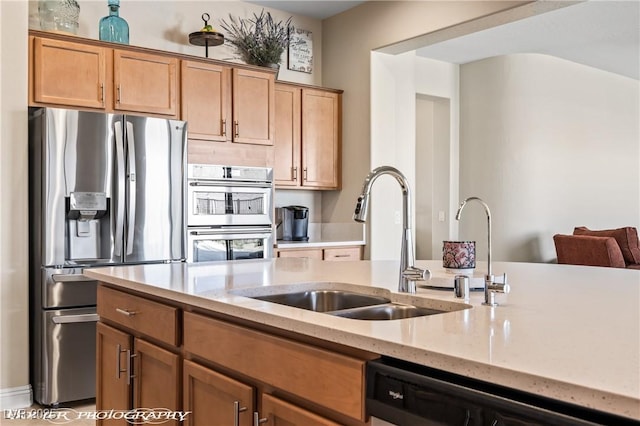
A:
[455, 197, 509, 306]
[354, 166, 430, 293]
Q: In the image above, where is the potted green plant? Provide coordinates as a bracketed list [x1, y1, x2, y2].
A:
[220, 10, 293, 70]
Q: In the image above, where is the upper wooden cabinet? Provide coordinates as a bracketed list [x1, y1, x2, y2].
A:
[232, 68, 275, 145]
[181, 62, 274, 146]
[113, 50, 178, 116]
[274, 83, 342, 190]
[31, 37, 108, 109]
[181, 60, 230, 143]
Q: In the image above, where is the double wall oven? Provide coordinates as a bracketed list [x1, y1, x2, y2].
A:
[187, 164, 274, 262]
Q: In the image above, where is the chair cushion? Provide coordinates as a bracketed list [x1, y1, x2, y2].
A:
[553, 234, 626, 268]
[573, 226, 640, 265]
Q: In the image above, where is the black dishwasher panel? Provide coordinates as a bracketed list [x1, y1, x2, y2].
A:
[366, 357, 640, 426]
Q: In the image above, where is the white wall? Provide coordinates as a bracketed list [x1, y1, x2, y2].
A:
[459, 53, 640, 263]
[370, 52, 459, 261]
[0, 0, 30, 410]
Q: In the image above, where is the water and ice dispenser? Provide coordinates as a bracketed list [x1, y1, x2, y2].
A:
[66, 191, 110, 261]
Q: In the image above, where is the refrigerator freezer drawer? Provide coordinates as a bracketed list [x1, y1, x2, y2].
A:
[41, 268, 97, 309]
[34, 307, 98, 405]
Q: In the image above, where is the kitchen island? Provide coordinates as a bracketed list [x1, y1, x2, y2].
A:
[85, 259, 640, 424]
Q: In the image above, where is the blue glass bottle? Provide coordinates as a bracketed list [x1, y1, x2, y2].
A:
[99, 0, 129, 44]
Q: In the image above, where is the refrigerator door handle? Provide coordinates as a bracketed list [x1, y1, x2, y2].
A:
[126, 121, 137, 255]
[114, 122, 125, 256]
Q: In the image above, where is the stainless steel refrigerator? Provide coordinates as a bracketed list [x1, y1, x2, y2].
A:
[28, 107, 187, 405]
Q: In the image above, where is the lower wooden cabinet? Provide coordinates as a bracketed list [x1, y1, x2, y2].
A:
[97, 322, 180, 426]
[97, 283, 374, 426]
[276, 246, 362, 261]
[261, 393, 341, 426]
[183, 359, 254, 426]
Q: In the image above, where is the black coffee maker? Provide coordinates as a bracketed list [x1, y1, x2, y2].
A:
[281, 205, 309, 241]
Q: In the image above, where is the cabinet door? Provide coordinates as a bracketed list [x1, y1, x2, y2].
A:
[301, 89, 341, 189]
[32, 37, 107, 109]
[181, 61, 231, 142]
[232, 68, 275, 145]
[133, 338, 181, 426]
[260, 394, 341, 426]
[274, 84, 301, 186]
[114, 50, 177, 116]
[183, 360, 254, 426]
[96, 322, 132, 426]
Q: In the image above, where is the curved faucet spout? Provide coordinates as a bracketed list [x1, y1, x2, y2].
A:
[455, 197, 509, 306]
[353, 166, 430, 293]
[455, 197, 492, 277]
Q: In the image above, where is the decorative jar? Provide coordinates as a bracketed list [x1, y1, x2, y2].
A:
[38, 0, 80, 34]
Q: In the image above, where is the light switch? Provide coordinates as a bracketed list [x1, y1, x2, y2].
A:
[394, 211, 402, 224]
[438, 211, 446, 222]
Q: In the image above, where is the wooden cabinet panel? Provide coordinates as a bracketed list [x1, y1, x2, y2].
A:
[302, 89, 341, 189]
[183, 312, 367, 421]
[232, 68, 274, 145]
[274, 84, 342, 190]
[96, 322, 132, 426]
[277, 248, 323, 260]
[324, 247, 362, 262]
[133, 338, 180, 426]
[183, 360, 254, 426]
[114, 50, 177, 116]
[261, 394, 341, 426]
[97, 286, 179, 346]
[32, 37, 107, 109]
[274, 85, 301, 186]
[181, 61, 230, 142]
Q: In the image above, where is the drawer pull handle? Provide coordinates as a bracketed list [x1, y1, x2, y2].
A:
[253, 412, 268, 426]
[233, 401, 247, 426]
[127, 351, 137, 386]
[116, 308, 137, 316]
[222, 119, 227, 137]
[333, 254, 351, 258]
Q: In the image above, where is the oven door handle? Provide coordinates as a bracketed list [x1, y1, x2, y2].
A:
[52, 313, 100, 324]
[189, 181, 272, 189]
[189, 228, 273, 236]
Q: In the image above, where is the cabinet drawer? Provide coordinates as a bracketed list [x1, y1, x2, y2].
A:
[277, 248, 323, 259]
[97, 286, 178, 346]
[324, 247, 362, 261]
[183, 312, 367, 421]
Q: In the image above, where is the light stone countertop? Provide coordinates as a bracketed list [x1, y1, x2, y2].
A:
[84, 259, 640, 421]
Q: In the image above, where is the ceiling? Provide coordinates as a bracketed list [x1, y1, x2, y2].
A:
[414, 1, 640, 80]
[247, 1, 639, 80]
[245, 1, 366, 20]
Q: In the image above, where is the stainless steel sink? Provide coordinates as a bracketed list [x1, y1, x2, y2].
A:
[252, 290, 391, 312]
[329, 303, 445, 320]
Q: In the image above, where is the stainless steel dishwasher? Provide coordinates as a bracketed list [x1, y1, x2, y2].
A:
[366, 357, 639, 426]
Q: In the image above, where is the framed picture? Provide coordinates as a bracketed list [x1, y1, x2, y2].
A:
[288, 28, 313, 73]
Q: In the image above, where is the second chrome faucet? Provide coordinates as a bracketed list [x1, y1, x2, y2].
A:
[354, 166, 430, 293]
[455, 197, 510, 306]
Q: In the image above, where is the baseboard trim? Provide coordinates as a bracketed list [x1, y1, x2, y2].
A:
[0, 385, 32, 409]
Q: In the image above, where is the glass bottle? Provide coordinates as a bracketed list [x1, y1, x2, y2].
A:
[99, 0, 129, 45]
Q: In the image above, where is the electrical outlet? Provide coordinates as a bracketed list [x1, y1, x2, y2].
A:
[438, 211, 446, 222]
[394, 210, 402, 224]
